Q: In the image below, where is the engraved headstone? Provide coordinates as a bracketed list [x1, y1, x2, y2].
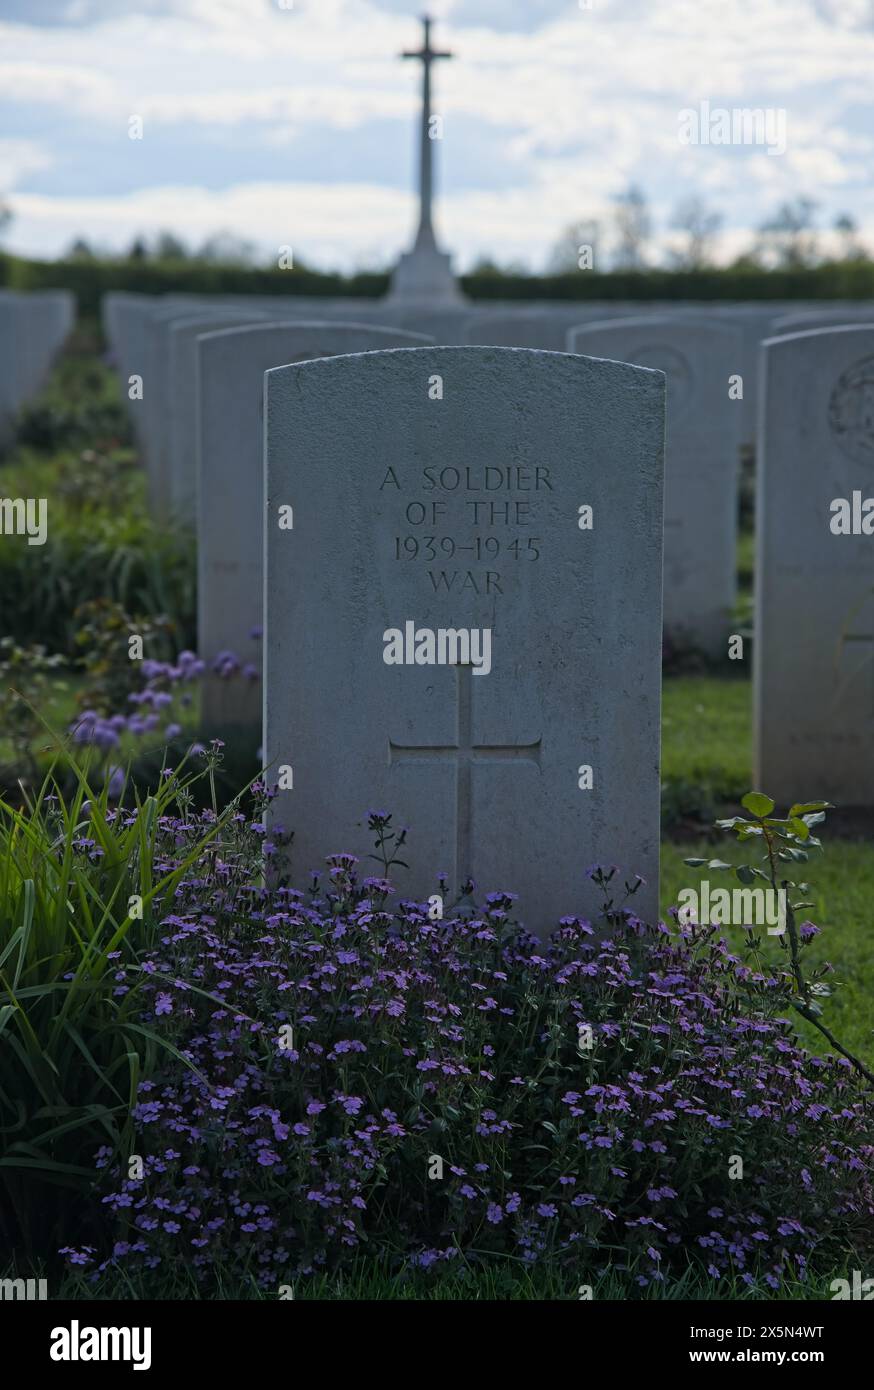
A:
[264, 346, 665, 931]
[756, 325, 874, 803]
[197, 322, 433, 737]
[569, 315, 742, 656]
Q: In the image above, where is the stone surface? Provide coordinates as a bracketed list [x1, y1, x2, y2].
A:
[0, 291, 74, 447]
[464, 308, 604, 350]
[569, 315, 742, 656]
[264, 346, 664, 932]
[197, 321, 433, 738]
[0, 293, 23, 448]
[166, 311, 269, 524]
[771, 307, 874, 335]
[388, 244, 464, 306]
[756, 325, 874, 804]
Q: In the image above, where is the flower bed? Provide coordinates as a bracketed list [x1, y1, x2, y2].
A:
[62, 845, 873, 1294]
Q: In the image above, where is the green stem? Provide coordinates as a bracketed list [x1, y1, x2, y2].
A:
[791, 1000, 874, 1087]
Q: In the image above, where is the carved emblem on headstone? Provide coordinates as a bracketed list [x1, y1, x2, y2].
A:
[828, 355, 874, 465]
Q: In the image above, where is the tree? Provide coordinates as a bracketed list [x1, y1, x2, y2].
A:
[611, 184, 651, 270]
[833, 213, 868, 262]
[547, 218, 601, 274]
[196, 230, 257, 266]
[67, 237, 96, 261]
[669, 195, 723, 269]
[153, 230, 189, 261]
[754, 197, 820, 269]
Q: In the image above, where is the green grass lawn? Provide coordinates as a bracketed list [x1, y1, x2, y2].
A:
[661, 838, 874, 1068]
[662, 671, 751, 798]
[16, 1256, 843, 1302]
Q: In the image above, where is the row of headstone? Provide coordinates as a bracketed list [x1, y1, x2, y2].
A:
[0, 289, 75, 447]
[197, 321, 433, 733]
[101, 293, 874, 932]
[102, 291, 874, 669]
[260, 322, 874, 924]
[103, 293, 467, 522]
[107, 291, 845, 496]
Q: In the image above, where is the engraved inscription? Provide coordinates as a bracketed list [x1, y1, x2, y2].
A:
[379, 464, 552, 595]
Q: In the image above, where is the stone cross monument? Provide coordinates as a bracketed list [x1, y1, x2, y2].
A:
[388, 14, 464, 305]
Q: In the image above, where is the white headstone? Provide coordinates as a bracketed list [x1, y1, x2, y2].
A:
[0, 293, 23, 449]
[264, 346, 665, 931]
[569, 315, 742, 656]
[0, 291, 74, 446]
[464, 308, 592, 350]
[756, 325, 874, 803]
[197, 322, 433, 737]
[166, 312, 269, 525]
[771, 307, 874, 336]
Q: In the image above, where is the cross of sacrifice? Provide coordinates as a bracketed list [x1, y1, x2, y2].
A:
[401, 14, 453, 254]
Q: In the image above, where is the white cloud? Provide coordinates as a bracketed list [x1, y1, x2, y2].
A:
[0, 139, 53, 189]
[2, 0, 874, 268]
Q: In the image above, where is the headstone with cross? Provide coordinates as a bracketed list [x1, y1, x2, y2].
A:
[569, 315, 742, 658]
[756, 325, 874, 804]
[264, 346, 665, 932]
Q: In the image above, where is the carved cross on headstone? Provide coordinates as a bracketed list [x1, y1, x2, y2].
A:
[401, 14, 453, 254]
[837, 625, 874, 711]
[389, 664, 542, 892]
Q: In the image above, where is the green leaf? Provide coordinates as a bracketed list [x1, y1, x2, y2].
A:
[788, 817, 810, 840]
[683, 858, 707, 867]
[735, 864, 756, 884]
[742, 791, 775, 818]
[788, 801, 832, 817]
[706, 860, 733, 871]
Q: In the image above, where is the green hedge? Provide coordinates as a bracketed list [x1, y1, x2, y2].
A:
[3, 252, 874, 318]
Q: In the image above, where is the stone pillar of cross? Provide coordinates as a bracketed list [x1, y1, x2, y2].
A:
[402, 15, 452, 253]
[388, 14, 463, 304]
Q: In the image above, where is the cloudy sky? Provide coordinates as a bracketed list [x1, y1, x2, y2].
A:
[1, 0, 873, 271]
